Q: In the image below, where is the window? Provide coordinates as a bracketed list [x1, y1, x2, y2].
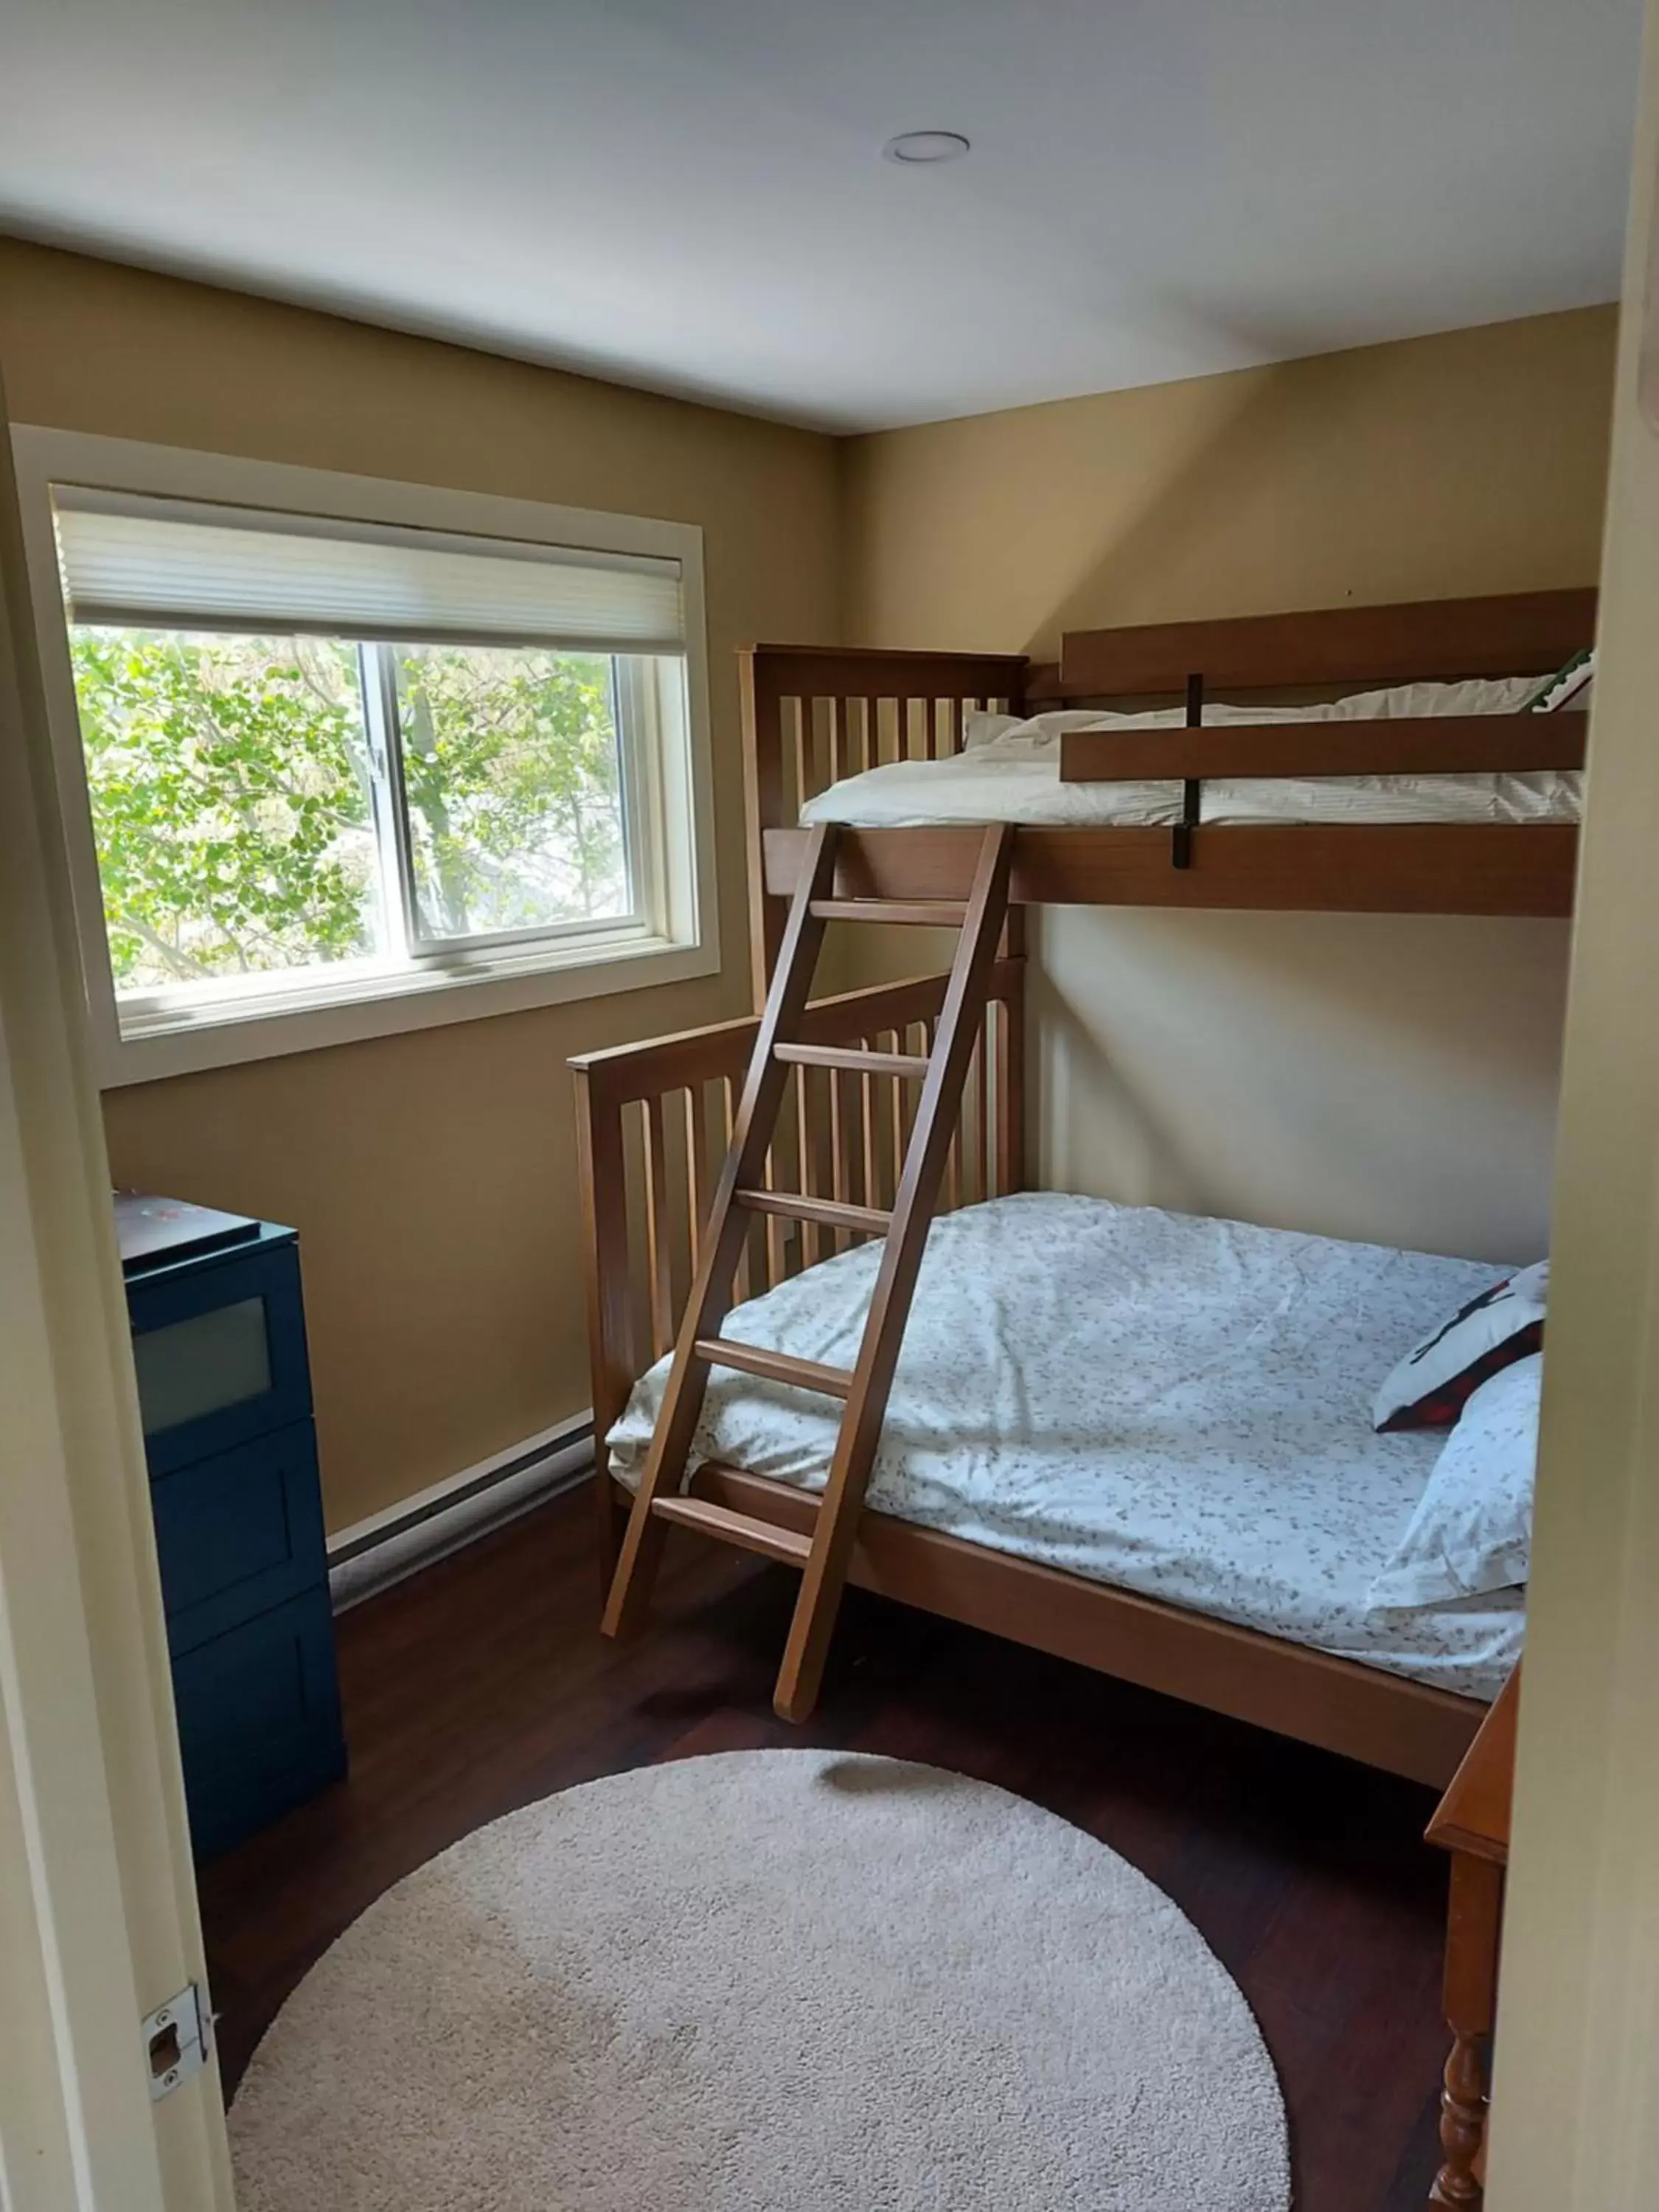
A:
[13, 435, 714, 1084]
[69, 625, 647, 984]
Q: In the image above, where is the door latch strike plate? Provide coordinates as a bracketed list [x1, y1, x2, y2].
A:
[143, 1983, 210, 2101]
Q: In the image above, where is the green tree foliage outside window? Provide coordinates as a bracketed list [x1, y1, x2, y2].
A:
[69, 628, 629, 992]
[394, 642, 627, 942]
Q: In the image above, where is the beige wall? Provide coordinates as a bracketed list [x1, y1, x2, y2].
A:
[0, 240, 841, 1531]
[842, 308, 1617, 1263]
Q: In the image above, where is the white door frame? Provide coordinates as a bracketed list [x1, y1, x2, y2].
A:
[0, 389, 234, 2208]
[1484, 10, 1659, 2200]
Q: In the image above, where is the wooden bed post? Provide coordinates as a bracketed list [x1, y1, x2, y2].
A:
[739, 647, 787, 1009]
[574, 1062, 636, 1592]
[1433, 1857, 1502, 2209]
[996, 946, 1026, 1197]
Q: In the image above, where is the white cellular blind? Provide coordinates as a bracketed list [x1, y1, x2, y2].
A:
[52, 487, 684, 654]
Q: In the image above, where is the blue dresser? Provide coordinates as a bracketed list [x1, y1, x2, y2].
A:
[122, 1205, 347, 1860]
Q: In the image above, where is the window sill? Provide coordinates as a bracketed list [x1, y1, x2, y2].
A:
[94, 929, 721, 1088]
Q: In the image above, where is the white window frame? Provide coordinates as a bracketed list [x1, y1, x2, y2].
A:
[9, 428, 719, 1088]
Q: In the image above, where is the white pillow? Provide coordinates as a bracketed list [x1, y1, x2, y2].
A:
[961, 709, 1103, 751]
[1318, 675, 1542, 720]
[1367, 1355, 1543, 1610]
[961, 710, 1020, 750]
[1372, 1259, 1548, 1432]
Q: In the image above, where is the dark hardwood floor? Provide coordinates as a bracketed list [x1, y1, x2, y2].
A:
[198, 1480, 1450, 2209]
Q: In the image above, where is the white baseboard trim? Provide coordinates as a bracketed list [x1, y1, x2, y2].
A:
[327, 1413, 594, 1613]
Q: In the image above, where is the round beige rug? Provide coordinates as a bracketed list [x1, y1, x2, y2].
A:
[231, 1750, 1290, 2211]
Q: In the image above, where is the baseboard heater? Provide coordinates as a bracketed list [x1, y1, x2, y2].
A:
[327, 1413, 595, 1613]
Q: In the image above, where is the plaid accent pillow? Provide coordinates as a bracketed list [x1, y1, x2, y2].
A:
[1373, 1261, 1548, 1433]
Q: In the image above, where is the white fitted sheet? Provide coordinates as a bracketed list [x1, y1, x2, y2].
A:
[799, 677, 1584, 831]
[608, 1194, 1526, 1702]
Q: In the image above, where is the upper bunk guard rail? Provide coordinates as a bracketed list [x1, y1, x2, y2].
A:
[592, 821, 1016, 1722]
[1051, 588, 1599, 698]
[1057, 712, 1590, 785]
[1060, 689, 1590, 872]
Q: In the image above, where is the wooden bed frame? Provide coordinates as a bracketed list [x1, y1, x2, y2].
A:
[574, 590, 1585, 1787]
[741, 587, 1594, 990]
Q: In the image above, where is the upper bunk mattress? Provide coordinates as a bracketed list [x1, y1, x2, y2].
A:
[799, 677, 1585, 830]
[608, 1192, 1527, 1703]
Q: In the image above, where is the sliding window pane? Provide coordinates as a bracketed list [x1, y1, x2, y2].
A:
[69, 628, 381, 991]
[392, 644, 631, 944]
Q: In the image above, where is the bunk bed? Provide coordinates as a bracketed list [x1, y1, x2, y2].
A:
[740, 587, 1591, 987]
[572, 589, 1593, 1788]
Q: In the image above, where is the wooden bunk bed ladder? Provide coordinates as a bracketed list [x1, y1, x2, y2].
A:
[599, 818, 1016, 1722]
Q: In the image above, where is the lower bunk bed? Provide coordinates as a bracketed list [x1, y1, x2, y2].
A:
[572, 964, 1518, 1790]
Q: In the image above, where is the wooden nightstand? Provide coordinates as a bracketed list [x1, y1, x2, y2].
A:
[1425, 1663, 1519, 2209]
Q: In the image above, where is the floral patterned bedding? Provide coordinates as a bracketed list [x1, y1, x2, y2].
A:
[608, 1192, 1526, 1700]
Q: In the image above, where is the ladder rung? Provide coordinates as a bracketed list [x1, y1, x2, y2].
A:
[774, 1042, 931, 1079]
[737, 1188, 892, 1236]
[650, 1494, 814, 1566]
[810, 900, 968, 926]
[694, 1337, 854, 1398]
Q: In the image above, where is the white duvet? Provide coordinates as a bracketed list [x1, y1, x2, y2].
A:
[608, 1193, 1526, 1701]
[800, 676, 1584, 830]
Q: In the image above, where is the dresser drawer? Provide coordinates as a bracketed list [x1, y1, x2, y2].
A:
[152, 1423, 327, 1655]
[171, 1586, 346, 1860]
[129, 1239, 312, 1477]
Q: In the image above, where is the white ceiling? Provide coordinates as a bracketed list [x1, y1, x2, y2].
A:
[0, 0, 1642, 432]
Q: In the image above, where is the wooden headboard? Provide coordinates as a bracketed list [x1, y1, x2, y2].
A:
[739, 644, 1026, 994]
